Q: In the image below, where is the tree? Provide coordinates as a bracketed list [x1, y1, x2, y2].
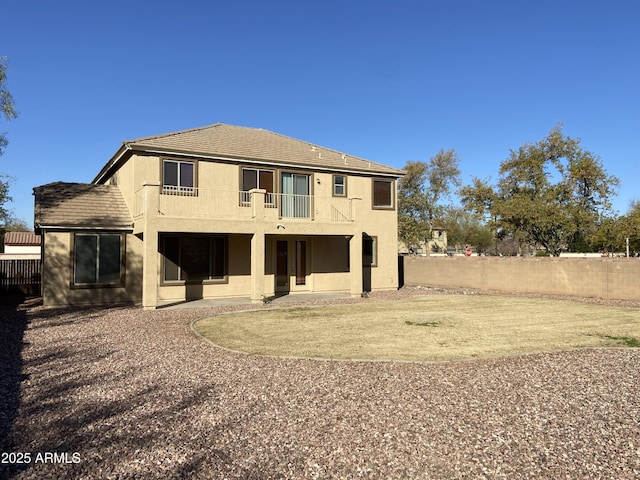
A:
[614, 200, 640, 255]
[1, 57, 18, 157]
[397, 150, 461, 250]
[442, 207, 494, 254]
[460, 126, 619, 256]
[0, 213, 31, 253]
[0, 57, 18, 228]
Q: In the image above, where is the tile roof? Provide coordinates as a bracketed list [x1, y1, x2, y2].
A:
[33, 182, 133, 230]
[4, 231, 41, 246]
[97, 123, 404, 181]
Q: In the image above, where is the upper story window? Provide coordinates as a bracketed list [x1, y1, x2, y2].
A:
[333, 175, 346, 197]
[73, 233, 124, 287]
[241, 168, 275, 205]
[163, 160, 195, 195]
[372, 179, 394, 209]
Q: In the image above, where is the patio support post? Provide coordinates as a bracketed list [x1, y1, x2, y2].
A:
[142, 183, 160, 310]
[349, 232, 363, 297]
[250, 188, 267, 303]
[250, 231, 266, 303]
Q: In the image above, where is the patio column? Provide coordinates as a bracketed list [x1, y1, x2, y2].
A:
[250, 231, 266, 303]
[349, 233, 363, 297]
[142, 183, 160, 310]
[250, 188, 267, 303]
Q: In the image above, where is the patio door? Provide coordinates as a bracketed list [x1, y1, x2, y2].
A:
[281, 173, 310, 218]
[276, 240, 289, 293]
[275, 239, 309, 293]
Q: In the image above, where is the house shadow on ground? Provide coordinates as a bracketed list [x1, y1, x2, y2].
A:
[0, 294, 33, 477]
[0, 297, 267, 479]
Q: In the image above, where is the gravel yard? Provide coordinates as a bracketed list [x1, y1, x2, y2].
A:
[1, 288, 639, 479]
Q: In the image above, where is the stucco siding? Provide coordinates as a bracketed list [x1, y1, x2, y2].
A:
[42, 231, 142, 306]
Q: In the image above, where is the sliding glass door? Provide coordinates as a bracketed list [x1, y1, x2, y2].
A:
[281, 173, 310, 218]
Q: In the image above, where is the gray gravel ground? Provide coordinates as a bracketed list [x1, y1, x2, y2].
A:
[1, 288, 639, 479]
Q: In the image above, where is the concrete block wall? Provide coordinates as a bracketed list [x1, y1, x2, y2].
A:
[402, 256, 640, 301]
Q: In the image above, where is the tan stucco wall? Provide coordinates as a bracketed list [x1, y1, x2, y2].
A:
[156, 234, 252, 303]
[42, 231, 143, 306]
[403, 256, 640, 301]
[99, 154, 401, 305]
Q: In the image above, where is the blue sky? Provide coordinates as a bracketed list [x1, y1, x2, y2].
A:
[2, 0, 639, 224]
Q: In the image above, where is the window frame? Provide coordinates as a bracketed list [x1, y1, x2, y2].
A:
[280, 171, 312, 218]
[363, 235, 378, 267]
[161, 234, 228, 284]
[71, 232, 125, 288]
[332, 174, 347, 197]
[240, 167, 276, 206]
[162, 159, 197, 195]
[372, 178, 395, 210]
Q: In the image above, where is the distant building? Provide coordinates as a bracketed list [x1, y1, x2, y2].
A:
[1, 231, 41, 259]
[398, 228, 448, 256]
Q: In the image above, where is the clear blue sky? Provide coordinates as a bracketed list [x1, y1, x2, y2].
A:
[2, 0, 639, 225]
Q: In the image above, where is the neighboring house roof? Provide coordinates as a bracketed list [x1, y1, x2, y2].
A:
[4, 231, 41, 246]
[94, 123, 404, 183]
[33, 182, 133, 232]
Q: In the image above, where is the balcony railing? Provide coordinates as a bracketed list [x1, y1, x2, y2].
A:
[239, 191, 277, 208]
[135, 185, 354, 222]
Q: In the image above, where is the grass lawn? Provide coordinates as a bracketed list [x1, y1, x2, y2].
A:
[193, 295, 640, 362]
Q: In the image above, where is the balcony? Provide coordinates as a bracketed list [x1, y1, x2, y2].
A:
[135, 185, 355, 223]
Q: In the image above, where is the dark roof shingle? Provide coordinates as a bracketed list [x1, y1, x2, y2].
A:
[33, 182, 132, 231]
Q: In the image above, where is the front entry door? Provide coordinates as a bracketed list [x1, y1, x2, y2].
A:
[276, 240, 289, 293]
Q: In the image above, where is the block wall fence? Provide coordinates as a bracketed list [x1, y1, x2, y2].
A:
[401, 256, 640, 301]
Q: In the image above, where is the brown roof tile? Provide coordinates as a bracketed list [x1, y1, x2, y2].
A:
[33, 182, 132, 230]
[124, 123, 404, 176]
[4, 231, 41, 246]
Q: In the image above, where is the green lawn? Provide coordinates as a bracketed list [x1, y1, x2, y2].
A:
[193, 295, 640, 362]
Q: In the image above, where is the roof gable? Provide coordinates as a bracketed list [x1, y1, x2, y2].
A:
[95, 123, 404, 183]
[33, 182, 133, 231]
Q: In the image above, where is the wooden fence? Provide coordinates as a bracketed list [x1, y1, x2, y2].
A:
[0, 259, 41, 295]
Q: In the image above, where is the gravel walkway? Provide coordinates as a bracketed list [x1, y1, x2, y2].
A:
[1, 289, 639, 479]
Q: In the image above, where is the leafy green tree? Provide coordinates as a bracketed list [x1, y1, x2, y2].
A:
[0, 57, 18, 227]
[460, 126, 619, 256]
[0, 174, 11, 225]
[614, 200, 640, 255]
[443, 207, 494, 254]
[1, 57, 18, 156]
[398, 150, 461, 250]
[0, 213, 31, 252]
[398, 161, 430, 249]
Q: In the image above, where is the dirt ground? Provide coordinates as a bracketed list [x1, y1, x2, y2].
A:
[1, 288, 639, 479]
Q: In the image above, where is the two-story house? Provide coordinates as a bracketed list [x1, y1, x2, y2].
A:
[34, 123, 404, 308]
